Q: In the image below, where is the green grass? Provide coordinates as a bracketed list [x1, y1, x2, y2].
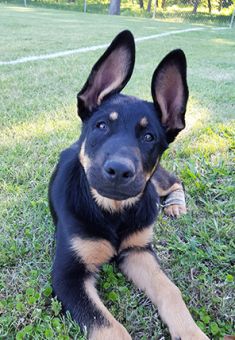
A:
[0, 5, 235, 339]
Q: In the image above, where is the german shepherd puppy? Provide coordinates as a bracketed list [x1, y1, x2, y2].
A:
[49, 30, 209, 339]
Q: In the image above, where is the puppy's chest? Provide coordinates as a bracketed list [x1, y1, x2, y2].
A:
[106, 209, 157, 250]
[117, 223, 154, 253]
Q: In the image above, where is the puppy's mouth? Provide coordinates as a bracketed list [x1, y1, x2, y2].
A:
[95, 187, 138, 201]
[89, 178, 145, 202]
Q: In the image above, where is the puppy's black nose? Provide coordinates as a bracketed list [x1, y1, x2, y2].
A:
[103, 160, 135, 183]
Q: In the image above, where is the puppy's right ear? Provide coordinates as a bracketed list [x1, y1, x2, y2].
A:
[77, 30, 135, 121]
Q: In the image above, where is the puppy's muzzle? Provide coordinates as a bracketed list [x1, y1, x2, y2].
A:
[103, 158, 135, 186]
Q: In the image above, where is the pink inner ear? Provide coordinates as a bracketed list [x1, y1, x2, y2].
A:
[80, 47, 130, 111]
[155, 64, 184, 130]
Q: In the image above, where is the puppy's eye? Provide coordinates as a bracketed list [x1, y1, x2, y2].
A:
[96, 121, 107, 130]
[144, 133, 154, 142]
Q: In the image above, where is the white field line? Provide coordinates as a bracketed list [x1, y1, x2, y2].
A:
[135, 27, 205, 42]
[0, 27, 205, 66]
[211, 27, 230, 30]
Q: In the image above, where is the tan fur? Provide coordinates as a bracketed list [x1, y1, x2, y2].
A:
[109, 111, 119, 120]
[91, 188, 141, 213]
[139, 117, 148, 127]
[71, 237, 115, 272]
[120, 251, 209, 340]
[85, 278, 131, 340]
[151, 179, 181, 197]
[79, 140, 91, 172]
[97, 78, 122, 105]
[119, 226, 153, 251]
[89, 323, 131, 340]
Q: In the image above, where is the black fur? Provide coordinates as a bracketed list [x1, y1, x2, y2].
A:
[49, 30, 188, 335]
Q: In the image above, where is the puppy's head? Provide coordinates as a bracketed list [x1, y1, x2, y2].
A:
[77, 30, 188, 205]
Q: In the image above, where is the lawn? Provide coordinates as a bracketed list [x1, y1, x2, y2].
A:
[0, 5, 234, 339]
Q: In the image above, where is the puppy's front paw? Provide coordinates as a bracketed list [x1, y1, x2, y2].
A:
[163, 188, 187, 218]
[89, 322, 131, 340]
[164, 204, 187, 218]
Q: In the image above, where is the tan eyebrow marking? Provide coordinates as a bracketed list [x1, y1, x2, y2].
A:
[109, 112, 118, 120]
[140, 117, 148, 127]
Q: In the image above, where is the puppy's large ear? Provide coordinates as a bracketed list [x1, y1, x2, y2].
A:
[77, 30, 135, 120]
[151, 49, 189, 143]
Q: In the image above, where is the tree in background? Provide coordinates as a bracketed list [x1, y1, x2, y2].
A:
[147, 0, 153, 12]
[109, 0, 120, 14]
[162, 0, 166, 9]
[192, 0, 200, 13]
[108, 0, 234, 16]
[208, 0, 211, 13]
[139, 0, 144, 9]
[147, 0, 152, 12]
[218, 0, 223, 10]
[147, 0, 159, 12]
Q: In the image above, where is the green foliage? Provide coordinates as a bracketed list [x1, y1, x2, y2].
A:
[1, 0, 234, 24]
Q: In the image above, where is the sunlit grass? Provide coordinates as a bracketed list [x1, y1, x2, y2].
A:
[1, 107, 77, 147]
[8, 5, 36, 12]
[211, 37, 235, 45]
[183, 125, 233, 156]
[166, 4, 234, 16]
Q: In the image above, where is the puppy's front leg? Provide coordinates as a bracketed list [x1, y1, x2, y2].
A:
[151, 165, 187, 218]
[119, 248, 209, 340]
[53, 236, 131, 340]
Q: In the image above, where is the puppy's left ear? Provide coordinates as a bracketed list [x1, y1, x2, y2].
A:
[77, 30, 135, 120]
[151, 49, 189, 143]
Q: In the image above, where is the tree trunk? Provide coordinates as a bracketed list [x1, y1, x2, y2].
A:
[207, 0, 211, 13]
[139, 0, 144, 9]
[153, 0, 156, 17]
[162, 0, 166, 9]
[192, 0, 200, 14]
[109, 0, 120, 15]
[147, 0, 152, 12]
[218, 0, 222, 12]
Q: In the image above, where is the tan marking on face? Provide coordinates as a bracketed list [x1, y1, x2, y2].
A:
[119, 226, 153, 252]
[85, 277, 131, 340]
[79, 140, 91, 172]
[120, 251, 208, 339]
[140, 116, 148, 127]
[71, 237, 115, 272]
[109, 111, 118, 120]
[91, 188, 142, 213]
[151, 180, 182, 197]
